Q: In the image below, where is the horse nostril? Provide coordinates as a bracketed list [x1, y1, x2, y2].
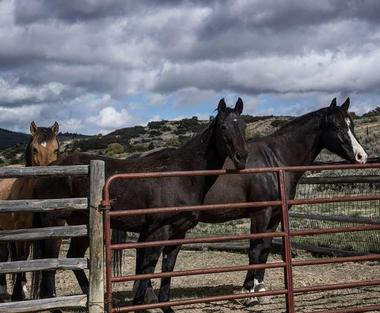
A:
[235, 152, 242, 161]
[357, 153, 362, 160]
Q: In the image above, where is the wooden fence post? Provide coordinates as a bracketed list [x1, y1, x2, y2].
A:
[89, 160, 105, 313]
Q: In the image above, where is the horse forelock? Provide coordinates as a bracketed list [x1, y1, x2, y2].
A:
[25, 127, 60, 166]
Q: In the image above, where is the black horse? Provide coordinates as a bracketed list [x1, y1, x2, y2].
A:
[201, 97, 367, 304]
[31, 99, 248, 312]
[111, 97, 369, 309]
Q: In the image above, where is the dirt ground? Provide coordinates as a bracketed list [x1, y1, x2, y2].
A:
[27, 245, 379, 313]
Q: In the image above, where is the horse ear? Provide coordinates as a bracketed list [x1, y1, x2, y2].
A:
[30, 121, 37, 136]
[217, 98, 227, 113]
[51, 121, 59, 135]
[329, 98, 337, 109]
[341, 97, 350, 111]
[235, 97, 243, 115]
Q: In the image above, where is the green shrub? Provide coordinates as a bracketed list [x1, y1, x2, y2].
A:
[149, 130, 162, 137]
[271, 119, 289, 128]
[148, 121, 167, 129]
[106, 143, 125, 156]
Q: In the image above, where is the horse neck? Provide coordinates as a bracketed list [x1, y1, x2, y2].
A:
[272, 115, 323, 167]
[182, 125, 225, 170]
[181, 125, 226, 197]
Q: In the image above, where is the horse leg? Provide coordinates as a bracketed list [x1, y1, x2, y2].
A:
[11, 241, 30, 301]
[0, 243, 10, 302]
[158, 214, 197, 313]
[133, 228, 168, 310]
[158, 243, 183, 313]
[133, 235, 157, 304]
[241, 210, 273, 306]
[39, 238, 62, 295]
[67, 236, 89, 294]
[250, 218, 281, 303]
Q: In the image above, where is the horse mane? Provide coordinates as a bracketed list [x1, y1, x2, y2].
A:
[25, 127, 60, 166]
[271, 107, 328, 136]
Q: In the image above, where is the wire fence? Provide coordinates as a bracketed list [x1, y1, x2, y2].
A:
[189, 167, 380, 255]
[291, 168, 380, 254]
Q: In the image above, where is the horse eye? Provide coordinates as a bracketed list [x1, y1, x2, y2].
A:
[221, 125, 227, 130]
[54, 149, 59, 154]
[33, 148, 38, 154]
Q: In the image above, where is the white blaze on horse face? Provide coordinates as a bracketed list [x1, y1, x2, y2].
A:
[345, 118, 368, 164]
[40, 141, 47, 148]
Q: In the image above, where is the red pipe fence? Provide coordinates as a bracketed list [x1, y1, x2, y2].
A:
[102, 163, 380, 313]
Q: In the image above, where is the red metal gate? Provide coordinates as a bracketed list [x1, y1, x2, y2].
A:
[102, 163, 380, 313]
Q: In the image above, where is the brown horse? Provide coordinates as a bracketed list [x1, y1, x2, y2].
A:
[0, 121, 60, 301]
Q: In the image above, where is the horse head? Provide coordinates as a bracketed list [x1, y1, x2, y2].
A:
[214, 98, 248, 169]
[321, 98, 367, 164]
[26, 121, 60, 166]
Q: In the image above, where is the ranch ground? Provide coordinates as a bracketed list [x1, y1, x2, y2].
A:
[26, 243, 379, 313]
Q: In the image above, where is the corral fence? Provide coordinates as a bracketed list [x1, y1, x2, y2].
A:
[0, 160, 105, 313]
[102, 163, 380, 313]
[185, 159, 380, 256]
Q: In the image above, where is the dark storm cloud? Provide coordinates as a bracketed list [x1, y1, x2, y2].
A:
[1, 0, 380, 133]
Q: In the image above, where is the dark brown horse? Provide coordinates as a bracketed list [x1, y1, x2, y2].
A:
[201, 97, 367, 304]
[31, 99, 248, 313]
[0, 121, 60, 301]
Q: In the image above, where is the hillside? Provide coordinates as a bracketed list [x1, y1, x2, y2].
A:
[0, 128, 31, 150]
[1, 107, 380, 166]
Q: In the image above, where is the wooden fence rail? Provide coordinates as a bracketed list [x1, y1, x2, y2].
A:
[0, 198, 88, 212]
[0, 160, 105, 313]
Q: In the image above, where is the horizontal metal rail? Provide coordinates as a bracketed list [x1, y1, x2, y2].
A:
[112, 289, 287, 313]
[299, 175, 380, 184]
[0, 258, 88, 274]
[0, 197, 88, 212]
[111, 231, 285, 250]
[292, 254, 380, 267]
[294, 279, 380, 294]
[112, 261, 286, 283]
[0, 224, 88, 241]
[0, 165, 89, 178]
[290, 224, 380, 236]
[108, 200, 282, 217]
[107, 194, 380, 218]
[102, 162, 380, 206]
[290, 212, 380, 225]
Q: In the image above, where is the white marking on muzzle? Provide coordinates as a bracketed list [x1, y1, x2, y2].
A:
[345, 118, 367, 164]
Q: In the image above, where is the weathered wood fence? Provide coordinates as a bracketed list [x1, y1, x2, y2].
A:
[0, 160, 105, 313]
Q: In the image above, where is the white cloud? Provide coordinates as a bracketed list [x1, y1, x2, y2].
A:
[0, 79, 64, 105]
[87, 106, 134, 130]
[1, 0, 380, 133]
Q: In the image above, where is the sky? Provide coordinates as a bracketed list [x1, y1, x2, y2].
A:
[1, 0, 380, 135]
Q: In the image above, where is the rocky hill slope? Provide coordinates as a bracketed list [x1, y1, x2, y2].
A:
[1, 109, 379, 166]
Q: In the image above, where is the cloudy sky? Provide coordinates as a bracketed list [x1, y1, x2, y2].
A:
[1, 0, 380, 134]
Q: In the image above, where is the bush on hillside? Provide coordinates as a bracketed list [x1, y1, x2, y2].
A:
[106, 143, 125, 156]
[271, 119, 289, 128]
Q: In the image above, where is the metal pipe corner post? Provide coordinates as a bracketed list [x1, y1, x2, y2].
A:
[278, 169, 295, 313]
[89, 160, 105, 313]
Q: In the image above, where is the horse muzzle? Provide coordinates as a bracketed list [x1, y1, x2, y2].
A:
[233, 151, 248, 170]
[354, 151, 368, 164]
